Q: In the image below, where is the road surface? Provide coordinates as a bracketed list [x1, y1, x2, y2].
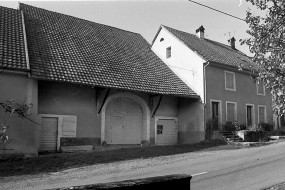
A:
[1, 141, 285, 190]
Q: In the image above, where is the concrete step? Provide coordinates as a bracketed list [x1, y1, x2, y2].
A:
[61, 145, 93, 152]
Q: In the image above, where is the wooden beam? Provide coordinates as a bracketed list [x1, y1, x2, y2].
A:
[151, 95, 162, 118]
[98, 88, 110, 114]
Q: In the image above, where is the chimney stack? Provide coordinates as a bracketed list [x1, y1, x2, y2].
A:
[228, 37, 236, 49]
[196, 25, 205, 39]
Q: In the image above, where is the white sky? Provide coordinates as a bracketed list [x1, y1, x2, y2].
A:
[0, 0, 262, 55]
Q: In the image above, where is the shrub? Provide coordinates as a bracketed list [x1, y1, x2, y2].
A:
[223, 121, 246, 131]
[248, 122, 274, 132]
[259, 122, 274, 132]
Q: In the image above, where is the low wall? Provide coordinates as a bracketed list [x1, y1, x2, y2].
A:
[60, 137, 101, 148]
[50, 174, 192, 190]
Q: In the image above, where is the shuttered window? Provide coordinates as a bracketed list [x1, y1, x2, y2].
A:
[257, 81, 265, 95]
[226, 102, 237, 121]
[258, 106, 266, 123]
[166, 46, 171, 58]
[225, 71, 236, 91]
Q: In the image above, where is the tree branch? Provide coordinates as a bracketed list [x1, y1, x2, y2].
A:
[0, 103, 40, 125]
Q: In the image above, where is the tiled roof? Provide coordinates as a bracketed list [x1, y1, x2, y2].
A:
[163, 26, 255, 69]
[0, 6, 28, 71]
[19, 3, 198, 98]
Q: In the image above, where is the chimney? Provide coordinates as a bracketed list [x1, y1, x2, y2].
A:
[228, 37, 236, 49]
[195, 25, 205, 39]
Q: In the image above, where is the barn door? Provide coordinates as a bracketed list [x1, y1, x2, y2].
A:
[39, 115, 77, 151]
[106, 97, 143, 144]
[39, 117, 58, 151]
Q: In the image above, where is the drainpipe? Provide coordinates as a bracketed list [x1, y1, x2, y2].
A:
[203, 61, 210, 131]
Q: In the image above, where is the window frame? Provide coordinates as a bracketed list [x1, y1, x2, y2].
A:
[226, 101, 237, 121]
[166, 46, 171, 59]
[257, 105, 267, 123]
[256, 81, 265, 96]
[224, 70, 236, 91]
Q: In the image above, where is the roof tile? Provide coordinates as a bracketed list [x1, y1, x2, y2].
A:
[20, 3, 199, 97]
[0, 6, 28, 71]
[163, 25, 255, 69]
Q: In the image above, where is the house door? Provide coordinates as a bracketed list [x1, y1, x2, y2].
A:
[39, 117, 58, 151]
[106, 97, 143, 144]
[246, 105, 253, 127]
[156, 119, 178, 145]
[212, 102, 219, 130]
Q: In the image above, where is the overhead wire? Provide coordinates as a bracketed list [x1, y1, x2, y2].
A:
[188, 0, 246, 21]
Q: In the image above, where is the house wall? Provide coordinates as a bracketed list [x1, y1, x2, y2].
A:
[39, 81, 203, 146]
[0, 71, 39, 157]
[38, 80, 99, 138]
[178, 98, 205, 144]
[205, 64, 273, 127]
[151, 27, 206, 102]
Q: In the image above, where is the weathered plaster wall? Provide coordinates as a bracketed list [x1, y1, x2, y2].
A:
[38, 81, 100, 138]
[0, 72, 39, 157]
[152, 26, 206, 102]
[178, 98, 205, 144]
[205, 65, 273, 126]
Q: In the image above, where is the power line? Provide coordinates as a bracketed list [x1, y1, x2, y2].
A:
[188, 0, 245, 22]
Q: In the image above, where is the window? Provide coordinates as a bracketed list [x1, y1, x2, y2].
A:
[224, 71, 236, 91]
[257, 81, 265, 95]
[258, 106, 266, 123]
[157, 125, 163, 135]
[226, 101, 237, 121]
[166, 46, 171, 58]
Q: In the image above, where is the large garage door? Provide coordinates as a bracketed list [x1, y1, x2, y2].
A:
[106, 97, 143, 144]
[39, 117, 58, 151]
[156, 119, 178, 145]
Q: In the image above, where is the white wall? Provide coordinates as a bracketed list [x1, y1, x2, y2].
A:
[152, 26, 206, 102]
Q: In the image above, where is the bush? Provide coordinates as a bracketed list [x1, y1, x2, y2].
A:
[223, 121, 246, 131]
[259, 122, 274, 132]
[248, 122, 274, 132]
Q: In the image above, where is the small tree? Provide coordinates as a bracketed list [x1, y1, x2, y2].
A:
[241, 0, 285, 115]
[0, 99, 35, 155]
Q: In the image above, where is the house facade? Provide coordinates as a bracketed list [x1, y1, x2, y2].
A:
[151, 25, 274, 133]
[0, 4, 205, 156]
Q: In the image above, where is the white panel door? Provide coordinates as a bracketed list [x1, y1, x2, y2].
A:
[110, 116, 124, 144]
[40, 117, 58, 151]
[156, 119, 178, 145]
[106, 97, 142, 144]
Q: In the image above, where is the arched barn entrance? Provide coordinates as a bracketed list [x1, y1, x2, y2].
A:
[105, 97, 143, 144]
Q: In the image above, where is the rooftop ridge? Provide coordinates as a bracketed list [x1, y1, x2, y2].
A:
[19, 3, 141, 36]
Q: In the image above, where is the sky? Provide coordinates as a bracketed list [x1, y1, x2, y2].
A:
[0, 0, 263, 56]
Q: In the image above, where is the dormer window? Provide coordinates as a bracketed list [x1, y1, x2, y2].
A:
[166, 46, 171, 59]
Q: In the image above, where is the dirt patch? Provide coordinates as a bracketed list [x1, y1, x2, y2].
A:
[0, 140, 247, 178]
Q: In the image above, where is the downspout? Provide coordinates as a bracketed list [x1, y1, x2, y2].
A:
[203, 61, 210, 130]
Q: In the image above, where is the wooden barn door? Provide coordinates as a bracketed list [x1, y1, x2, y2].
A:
[39, 117, 58, 151]
[106, 97, 143, 144]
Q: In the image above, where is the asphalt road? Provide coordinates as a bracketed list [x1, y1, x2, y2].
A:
[2, 141, 285, 190]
